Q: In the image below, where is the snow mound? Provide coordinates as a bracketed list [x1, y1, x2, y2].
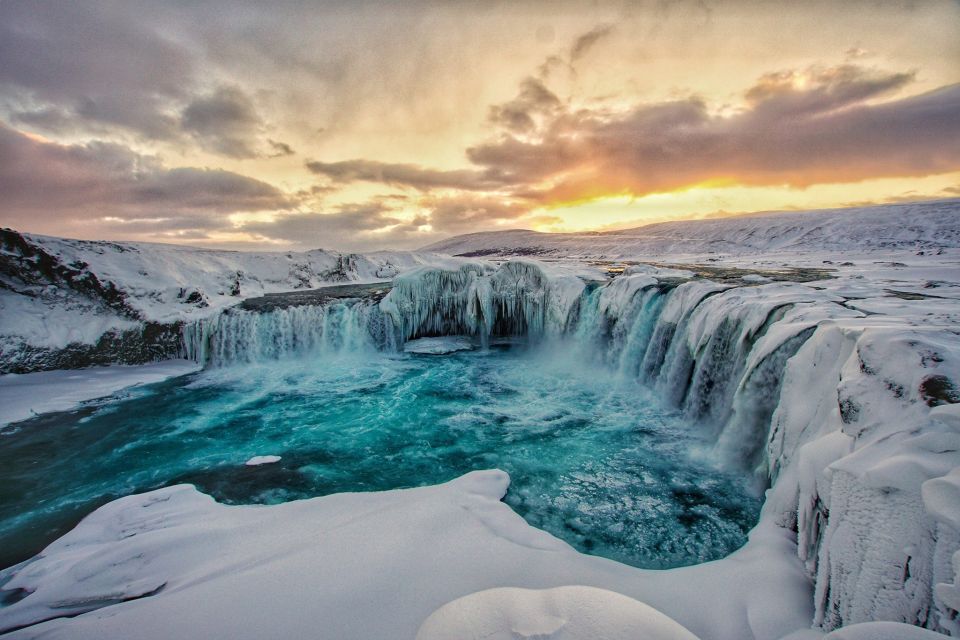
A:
[0, 469, 813, 640]
[416, 586, 700, 640]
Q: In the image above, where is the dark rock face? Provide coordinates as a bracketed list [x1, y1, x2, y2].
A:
[0, 228, 138, 319]
[1, 229, 192, 373]
[1, 322, 185, 374]
[920, 374, 960, 406]
[239, 282, 392, 312]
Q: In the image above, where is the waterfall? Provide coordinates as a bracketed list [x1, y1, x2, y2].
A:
[180, 260, 825, 475]
[173, 258, 959, 634]
[184, 300, 385, 366]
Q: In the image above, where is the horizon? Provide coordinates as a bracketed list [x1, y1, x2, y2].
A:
[1, 1, 959, 252]
[6, 196, 957, 254]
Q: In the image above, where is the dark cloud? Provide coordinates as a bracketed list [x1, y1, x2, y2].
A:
[488, 77, 563, 134]
[241, 204, 435, 252]
[0, 122, 294, 233]
[0, 2, 193, 140]
[241, 195, 543, 251]
[180, 86, 264, 159]
[305, 159, 512, 191]
[0, 4, 289, 157]
[744, 65, 915, 116]
[423, 195, 531, 234]
[570, 24, 614, 62]
[267, 139, 296, 157]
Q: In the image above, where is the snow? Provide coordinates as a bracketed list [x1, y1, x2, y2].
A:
[421, 199, 960, 259]
[403, 336, 475, 354]
[244, 455, 281, 466]
[415, 586, 700, 640]
[0, 471, 813, 640]
[0, 360, 199, 427]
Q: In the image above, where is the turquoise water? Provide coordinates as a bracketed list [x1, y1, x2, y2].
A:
[0, 345, 762, 571]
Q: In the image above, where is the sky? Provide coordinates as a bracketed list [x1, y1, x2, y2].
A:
[0, 0, 959, 252]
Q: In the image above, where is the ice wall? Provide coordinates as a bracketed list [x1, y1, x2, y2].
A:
[179, 258, 960, 635]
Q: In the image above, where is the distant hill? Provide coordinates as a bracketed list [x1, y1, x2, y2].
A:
[420, 199, 960, 258]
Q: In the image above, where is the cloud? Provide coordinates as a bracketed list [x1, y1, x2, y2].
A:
[267, 139, 296, 157]
[0, 122, 294, 234]
[744, 64, 915, 116]
[298, 63, 959, 236]
[180, 86, 266, 159]
[422, 195, 532, 234]
[241, 204, 434, 252]
[570, 24, 614, 62]
[305, 159, 512, 191]
[488, 77, 563, 134]
[0, 2, 193, 140]
[241, 194, 544, 250]
[465, 65, 960, 202]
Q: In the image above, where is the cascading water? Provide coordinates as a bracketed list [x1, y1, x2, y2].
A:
[179, 261, 834, 481]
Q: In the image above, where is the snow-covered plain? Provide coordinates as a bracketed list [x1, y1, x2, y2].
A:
[421, 199, 960, 260]
[2, 199, 960, 639]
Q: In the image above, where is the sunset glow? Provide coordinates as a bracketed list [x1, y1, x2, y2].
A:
[1, 0, 958, 250]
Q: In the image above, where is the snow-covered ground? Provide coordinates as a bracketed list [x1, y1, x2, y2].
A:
[0, 360, 200, 427]
[2, 200, 960, 639]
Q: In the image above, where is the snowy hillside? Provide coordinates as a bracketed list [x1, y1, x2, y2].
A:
[421, 199, 960, 259]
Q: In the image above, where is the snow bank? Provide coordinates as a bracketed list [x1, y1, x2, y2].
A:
[0, 471, 813, 640]
[0, 360, 199, 426]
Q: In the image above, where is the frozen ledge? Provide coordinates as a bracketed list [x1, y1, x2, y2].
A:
[0, 470, 813, 640]
[0, 360, 201, 427]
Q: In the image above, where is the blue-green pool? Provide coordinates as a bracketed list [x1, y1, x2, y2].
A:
[0, 345, 762, 571]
